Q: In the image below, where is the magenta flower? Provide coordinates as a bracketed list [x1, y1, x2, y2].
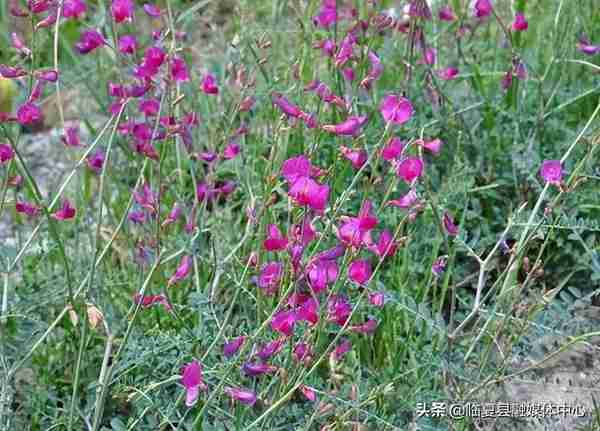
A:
[28, 80, 45, 103]
[322, 115, 367, 136]
[296, 297, 319, 325]
[512, 13, 528, 31]
[501, 70, 513, 90]
[290, 216, 317, 246]
[388, 189, 418, 209]
[288, 244, 304, 273]
[432, 256, 447, 277]
[272, 93, 303, 118]
[215, 180, 236, 197]
[62, 0, 86, 18]
[474, 0, 492, 18]
[301, 111, 318, 128]
[0, 65, 27, 78]
[168, 255, 192, 286]
[368, 229, 398, 259]
[312, 0, 337, 28]
[443, 212, 459, 236]
[199, 151, 217, 163]
[360, 51, 384, 89]
[420, 138, 443, 155]
[515, 61, 528, 81]
[437, 66, 459, 80]
[223, 142, 240, 160]
[287, 244, 304, 269]
[134, 293, 172, 311]
[161, 203, 182, 227]
[271, 310, 297, 336]
[281, 155, 312, 183]
[196, 181, 218, 202]
[307, 258, 338, 293]
[143, 3, 161, 17]
[313, 39, 336, 57]
[107, 82, 125, 98]
[218, 181, 236, 196]
[281, 157, 329, 212]
[408, 0, 432, 18]
[342, 67, 355, 81]
[0, 144, 15, 164]
[136, 46, 166, 77]
[350, 317, 378, 334]
[224, 387, 257, 406]
[128, 210, 147, 224]
[337, 200, 378, 249]
[16, 102, 42, 125]
[134, 182, 158, 214]
[201, 73, 219, 95]
[332, 338, 352, 361]
[256, 338, 285, 361]
[327, 295, 351, 326]
[62, 125, 80, 146]
[243, 362, 277, 377]
[288, 176, 330, 213]
[334, 33, 357, 67]
[369, 291, 386, 308]
[111, 0, 134, 23]
[127, 82, 151, 98]
[293, 341, 313, 364]
[397, 158, 424, 184]
[134, 141, 159, 160]
[28, 0, 52, 14]
[348, 259, 372, 285]
[11, 32, 31, 56]
[223, 336, 246, 358]
[438, 5, 456, 21]
[540, 160, 563, 185]
[75, 29, 106, 54]
[419, 47, 437, 66]
[139, 99, 160, 117]
[286, 291, 310, 308]
[258, 262, 284, 295]
[380, 95, 413, 125]
[51, 199, 76, 221]
[16, 201, 40, 217]
[263, 224, 288, 252]
[170, 56, 190, 82]
[381, 137, 404, 161]
[118, 35, 137, 55]
[36, 13, 58, 30]
[577, 35, 600, 56]
[305, 80, 346, 109]
[340, 145, 367, 170]
[36, 69, 58, 82]
[181, 361, 207, 407]
[86, 150, 105, 173]
[299, 385, 317, 402]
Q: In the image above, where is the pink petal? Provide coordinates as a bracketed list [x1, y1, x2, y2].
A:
[396, 158, 424, 183]
[224, 387, 257, 406]
[299, 385, 317, 402]
[380, 95, 413, 125]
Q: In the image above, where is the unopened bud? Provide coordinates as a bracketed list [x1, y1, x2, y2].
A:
[86, 303, 104, 329]
[67, 306, 79, 326]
